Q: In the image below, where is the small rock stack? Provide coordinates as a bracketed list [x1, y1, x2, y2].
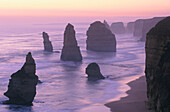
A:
[42, 32, 53, 52]
[86, 62, 105, 80]
[110, 22, 126, 34]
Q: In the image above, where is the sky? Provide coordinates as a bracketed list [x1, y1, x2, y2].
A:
[0, 0, 170, 17]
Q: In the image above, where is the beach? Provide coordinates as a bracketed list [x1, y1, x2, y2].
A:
[105, 76, 153, 112]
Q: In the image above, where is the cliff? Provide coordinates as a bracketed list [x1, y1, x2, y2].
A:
[145, 17, 170, 112]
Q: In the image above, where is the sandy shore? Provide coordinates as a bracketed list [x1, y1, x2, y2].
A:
[105, 76, 153, 112]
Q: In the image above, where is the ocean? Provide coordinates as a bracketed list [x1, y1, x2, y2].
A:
[0, 16, 145, 112]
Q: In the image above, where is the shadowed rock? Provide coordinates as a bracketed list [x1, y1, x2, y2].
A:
[86, 21, 116, 52]
[103, 20, 110, 29]
[86, 63, 105, 80]
[4, 52, 38, 105]
[60, 23, 82, 61]
[145, 17, 170, 112]
[110, 22, 125, 34]
[42, 32, 53, 52]
[126, 22, 135, 33]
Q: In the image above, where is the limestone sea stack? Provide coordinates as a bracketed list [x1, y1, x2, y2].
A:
[110, 22, 126, 34]
[86, 63, 105, 80]
[140, 17, 165, 41]
[133, 19, 144, 37]
[103, 20, 110, 29]
[145, 17, 170, 112]
[60, 23, 82, 61]
[86, 21, 116, 52]
[126, 22, 135, 33]
[4, 52, 38, 105]
[42, 32, 53, 52]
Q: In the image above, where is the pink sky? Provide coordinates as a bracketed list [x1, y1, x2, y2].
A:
[0, 0, 170, 17]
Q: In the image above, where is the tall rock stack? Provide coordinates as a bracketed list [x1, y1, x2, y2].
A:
[140, 17, 165, 41]
[145, 17, 170, 112]
[4, 52, 38, 105]
[60, 23, 82, 61]
[86, 21, 116, 52]
[42, 32, 53, 52]
[110, 22, 126, 34]
[103, 20, 110, 29]
[126, 22, 135, 33]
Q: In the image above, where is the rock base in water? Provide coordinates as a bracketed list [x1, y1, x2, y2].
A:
[86, 63, 105, 80]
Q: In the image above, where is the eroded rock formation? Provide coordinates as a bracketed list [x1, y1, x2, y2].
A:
[140, 17, 165, 41]
[126, 22, 135, 33]
[60, 23, 82, 61]
[4, 52, 38, 105]
[103, 20, 110, 29]
[133, 19, 144, 37]
[86, 62, 105, 80]
[86, 21, 116, 52]
[42, 32, 53, 52]
[110, 22, 125, 34]
[145, 17, 170, 112]
[133, 17, 165, 41]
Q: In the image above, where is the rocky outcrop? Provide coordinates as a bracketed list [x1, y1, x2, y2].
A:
[86, 21, 116, 52]
[86, 62, 105, 80]
[110, 22, 125, 34]
[42, 32, 53, 52]
[4, 52, 38, 105]
[103, 20, 110, 29]
[140, 17, 165, 41]
[60, 23, 82, 61]
[126, 22, 135, 33]
[133, 19, 144, 37]
[145, 17, 170, 112]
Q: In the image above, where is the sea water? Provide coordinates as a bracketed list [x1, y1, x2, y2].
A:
[0, 17, 145, 112]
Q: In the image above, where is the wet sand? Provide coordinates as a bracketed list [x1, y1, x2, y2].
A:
[105, 76, 153, 112]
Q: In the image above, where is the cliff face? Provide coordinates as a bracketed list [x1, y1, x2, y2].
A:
[145, 17, 170, 112]
[110, 22, 126, 34]
[60, 23, 82, 61]
[86, 21, 116, 52]
[140, 17, 165, 41]
[4, 52, 38, 105]
[133, 19, 144, 37]
[126, 22, 135, 33]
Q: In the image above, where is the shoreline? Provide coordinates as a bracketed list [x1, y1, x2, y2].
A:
[105, 76, 153, 112]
